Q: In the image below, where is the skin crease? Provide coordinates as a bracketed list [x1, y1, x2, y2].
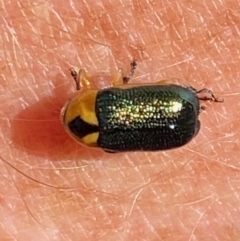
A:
[0, 0, 239, 240]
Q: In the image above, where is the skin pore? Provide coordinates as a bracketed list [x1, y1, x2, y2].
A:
[1, 0, 239, 240]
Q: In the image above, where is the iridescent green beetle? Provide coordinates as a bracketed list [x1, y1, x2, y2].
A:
[61, 61, 223, 152]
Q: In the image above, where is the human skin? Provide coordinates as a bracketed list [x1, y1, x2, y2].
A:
[0, 0, 239, 240]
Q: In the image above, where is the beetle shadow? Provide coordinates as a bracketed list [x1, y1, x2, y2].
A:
[11, 75, 105, 161]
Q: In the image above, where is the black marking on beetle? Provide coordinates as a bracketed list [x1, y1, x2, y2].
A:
[68, 116, 99, 138]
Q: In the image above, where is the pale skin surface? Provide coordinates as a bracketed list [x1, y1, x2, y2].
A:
[0, 0, 239, 240]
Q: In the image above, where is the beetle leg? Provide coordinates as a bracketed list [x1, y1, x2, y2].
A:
[69, 67, 95, 90]
[112, 69, 124, 86]
[112, 59, 138, 86]
[122, 59, 138, 84]
[196, 88, 224, 102]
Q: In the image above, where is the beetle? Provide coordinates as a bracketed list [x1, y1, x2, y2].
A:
[61, 60, 223, 152]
